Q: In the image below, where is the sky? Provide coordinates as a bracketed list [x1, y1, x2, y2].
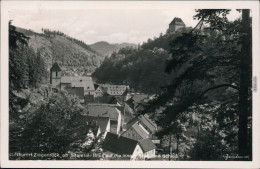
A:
[9, 3, 241, 45]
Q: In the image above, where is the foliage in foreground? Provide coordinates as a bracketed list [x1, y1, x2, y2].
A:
[141, 9, 252, 160]
[9, 90, 103, 160]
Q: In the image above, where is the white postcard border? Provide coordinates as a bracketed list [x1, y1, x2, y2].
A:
[1, 1, 260, 168]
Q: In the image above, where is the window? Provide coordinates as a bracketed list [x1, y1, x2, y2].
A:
[56, 71, 58, 77]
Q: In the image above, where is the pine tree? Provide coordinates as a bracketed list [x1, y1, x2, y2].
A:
[141, 9, 252, 160]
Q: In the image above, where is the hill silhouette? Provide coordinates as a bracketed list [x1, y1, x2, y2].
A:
[90, 41, 137, 57]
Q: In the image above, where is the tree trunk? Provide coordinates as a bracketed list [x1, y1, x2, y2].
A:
[176, 134, 179, 157]
[238, 9, 251, 156]
[169, 134, 172, 161]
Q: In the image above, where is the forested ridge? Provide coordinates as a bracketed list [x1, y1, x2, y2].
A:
[92, 27, 192, 94]
[15, 27, 104, 74]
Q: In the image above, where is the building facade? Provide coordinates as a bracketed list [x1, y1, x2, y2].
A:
[49, 62, 95, 102]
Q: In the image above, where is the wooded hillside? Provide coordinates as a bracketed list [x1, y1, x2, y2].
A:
[92, 28, 191, 94]
[16, 27, 103, 74]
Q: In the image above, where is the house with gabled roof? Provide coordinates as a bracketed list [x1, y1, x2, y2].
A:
[108, 96, 123, 107]
[126, 93, 151, 112]
[122, 114, 158, 142]
[85, 105, 122, 134]
[70, 113, 111, 139]
[60, 76, 95, 95]
[102, 132, 156, 160]
[169, 17, 186, 33]
[138, 114, 157, 134]
[94, 84, 105, 97]
[121, 121, 150, 141]
[138, 138, 157, 158]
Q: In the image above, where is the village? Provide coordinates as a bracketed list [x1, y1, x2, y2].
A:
[49, 61, 161, 160]
[47, 18, 190, 160]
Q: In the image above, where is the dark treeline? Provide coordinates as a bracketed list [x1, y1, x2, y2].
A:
[10, 22, 48, 91]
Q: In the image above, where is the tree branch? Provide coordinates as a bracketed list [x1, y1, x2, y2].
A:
[191, 17, 204, 33]
[199, 83, 239, 98]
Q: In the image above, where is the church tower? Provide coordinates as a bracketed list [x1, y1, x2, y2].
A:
[50, 62, 61, 88]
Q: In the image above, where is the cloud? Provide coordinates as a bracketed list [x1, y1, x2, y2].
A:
[9, 8, 240, 44]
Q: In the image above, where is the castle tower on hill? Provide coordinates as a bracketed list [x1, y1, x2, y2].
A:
[169, 17, 186, 33]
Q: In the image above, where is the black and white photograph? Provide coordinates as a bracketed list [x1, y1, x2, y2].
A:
[1, 1, 260, 168]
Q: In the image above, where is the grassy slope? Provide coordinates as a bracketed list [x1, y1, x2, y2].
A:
[16, 27, 104, 74]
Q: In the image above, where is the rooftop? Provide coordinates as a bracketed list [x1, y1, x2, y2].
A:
[169, 17, 186, 26]
[50, 62, 62, 71]
[61, 76, 95, 91]
[102, 132, 138, 155]
[70, 115, 109, 134]
[126, 98, 135, 110]
[132, 123, 149, 139]
[94, 84, 100, 90]
[138, 138, 156, 152]
[85, 95, 95, 103]
[85, 105, 121, 121]
[125, 114, 157, 134]
[67, 87, 84, 99]
[138, 114, 157, 133]
[85, 116, 110, 133]
[125, 117, 139, 130]
[94, 96, 113, 104]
